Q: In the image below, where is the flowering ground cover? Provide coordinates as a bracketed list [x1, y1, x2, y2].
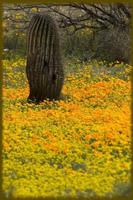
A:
[2, 58, 132, 198]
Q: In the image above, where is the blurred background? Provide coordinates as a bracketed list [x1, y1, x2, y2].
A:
[3, 3, 132, 64]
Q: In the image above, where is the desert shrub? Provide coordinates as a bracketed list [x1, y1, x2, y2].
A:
[94, 26, 131, 63]
[4, 32, 26, 56]
[61, 28, 95, 62]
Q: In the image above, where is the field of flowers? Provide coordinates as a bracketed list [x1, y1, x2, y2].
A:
[2, 56, 132, 198]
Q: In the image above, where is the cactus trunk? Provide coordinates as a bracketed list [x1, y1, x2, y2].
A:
[26, 14, 64, 103]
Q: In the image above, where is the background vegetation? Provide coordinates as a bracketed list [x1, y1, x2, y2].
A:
[3, 3, 131, 63]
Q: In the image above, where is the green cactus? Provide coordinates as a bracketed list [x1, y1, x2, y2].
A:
[26, 14, 64, 103]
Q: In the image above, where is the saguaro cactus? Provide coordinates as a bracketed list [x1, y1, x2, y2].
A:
[26, 14, 64, 103]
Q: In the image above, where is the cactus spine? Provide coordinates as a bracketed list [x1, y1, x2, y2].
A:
[26, 14, 64, 103]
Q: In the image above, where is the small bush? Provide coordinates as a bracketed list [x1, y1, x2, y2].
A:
[94, 26, 131, 63]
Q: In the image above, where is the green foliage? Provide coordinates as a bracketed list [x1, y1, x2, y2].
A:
[93, 27, 131, 63]
[62, 28, 94, 61]
[4, 31, 26, 55]
[4, 22, 130, 64]
[62, 26, 131, 64]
